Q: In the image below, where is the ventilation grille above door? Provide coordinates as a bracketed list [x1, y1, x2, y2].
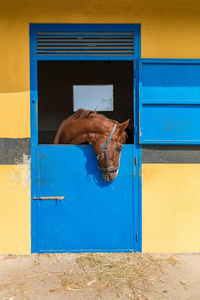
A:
[37, 32, 134, 56]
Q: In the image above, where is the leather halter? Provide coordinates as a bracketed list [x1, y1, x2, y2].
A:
[96, 124, 120, 172]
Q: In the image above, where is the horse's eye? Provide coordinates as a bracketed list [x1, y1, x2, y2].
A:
[116, 144, 123, 152]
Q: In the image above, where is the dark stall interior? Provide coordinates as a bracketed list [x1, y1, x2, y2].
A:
[38, 61, 134, 144]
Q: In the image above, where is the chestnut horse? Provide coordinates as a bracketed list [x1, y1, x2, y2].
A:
[54, 109, 129, 182]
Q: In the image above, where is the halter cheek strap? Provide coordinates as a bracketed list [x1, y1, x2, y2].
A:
[96, 124, 120, 172]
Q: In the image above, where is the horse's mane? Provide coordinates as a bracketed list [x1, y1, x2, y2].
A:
[54, 109, 129, 144]
[72, 108, 95, 120]
[72, 109, 112, 122]
[54, 109, 97, 143]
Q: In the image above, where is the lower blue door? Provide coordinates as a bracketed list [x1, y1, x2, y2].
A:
[36, 144, 135, 252]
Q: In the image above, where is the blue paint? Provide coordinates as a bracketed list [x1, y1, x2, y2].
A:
[30, 27, 38, 253]
[139, 60, 200, 144]
[30, 23, 140, 61]
[30, 24, 142, 253]
[37, 55, 135, 61]
[37, 145, 134, 252]
[133, 57, 142, 253]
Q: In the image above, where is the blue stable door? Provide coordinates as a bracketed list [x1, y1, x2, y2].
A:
[30, 24, 141, 253]
[36, 145, 135, 252]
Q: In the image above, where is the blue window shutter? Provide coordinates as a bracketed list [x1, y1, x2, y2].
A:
[37, 31, 134, 57]
[139, 59, 200, 144]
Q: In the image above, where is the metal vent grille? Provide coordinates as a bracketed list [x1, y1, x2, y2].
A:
[37, 32, 134, 56]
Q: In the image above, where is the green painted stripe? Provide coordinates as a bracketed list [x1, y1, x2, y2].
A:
[0, 138, 30, 165]
[142, 146, 200, 164]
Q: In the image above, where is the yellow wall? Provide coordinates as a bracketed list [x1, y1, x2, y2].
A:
[0, 92, 30, 138]
[1, 0, 200, 253]
[0, 165, 31, 254]
[1, 0, 200, 94]
[142, 164, 200, 253]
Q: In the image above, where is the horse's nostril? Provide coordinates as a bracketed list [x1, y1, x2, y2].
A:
[102, 171, 118, 182]
[102, 172, 110, 182]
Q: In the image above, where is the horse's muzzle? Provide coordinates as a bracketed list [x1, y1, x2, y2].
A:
[102, 170, 118, 182]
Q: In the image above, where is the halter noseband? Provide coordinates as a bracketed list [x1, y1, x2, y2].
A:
[96, 124, 120, 172]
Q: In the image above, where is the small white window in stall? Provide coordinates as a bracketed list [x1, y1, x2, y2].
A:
[73, 85, 114, 111]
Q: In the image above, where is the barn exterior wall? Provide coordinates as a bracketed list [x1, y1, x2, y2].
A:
[1, 0, 200, 254]
[0, 165, 30, 254]
[142, 164, 200, 253]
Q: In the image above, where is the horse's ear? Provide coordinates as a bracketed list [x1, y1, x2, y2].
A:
[117, 119, 130, 133]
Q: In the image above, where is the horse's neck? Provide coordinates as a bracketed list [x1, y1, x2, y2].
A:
[69, 133, 91, 145]
[62, 117, 111, 144]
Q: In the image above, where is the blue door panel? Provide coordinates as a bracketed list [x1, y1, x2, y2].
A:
[142, 63, 200, 103]
[141, 105, 200, 143]
[139, 60, 200, 144]
[37, 145, 134, 252]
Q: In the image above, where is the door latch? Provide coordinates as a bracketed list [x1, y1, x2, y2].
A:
[33, 196, 65, 202]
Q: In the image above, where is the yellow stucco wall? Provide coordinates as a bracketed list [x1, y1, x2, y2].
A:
[0, 165, 31, 254]
[142, 164, 200, 253]
[1, 0, 200, 95]
[0, 92, 30, 138]
[0, 0, 200, 253]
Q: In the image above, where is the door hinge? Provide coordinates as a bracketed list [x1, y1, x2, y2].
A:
[135, 233, 138, 242]
[135, 157, 137, 165]
[134, 126, 137, 135]
[134, 70, 138, 78]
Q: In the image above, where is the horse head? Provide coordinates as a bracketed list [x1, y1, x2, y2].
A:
[54, 109, 130, 182]
[92, 119, 130, 182]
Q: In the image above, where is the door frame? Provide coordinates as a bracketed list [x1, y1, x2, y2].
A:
[30, 23, 142, 253]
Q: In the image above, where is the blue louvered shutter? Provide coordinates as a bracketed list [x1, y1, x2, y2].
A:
[36, 31, 134, 57]
[139, 59, 200, 144]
